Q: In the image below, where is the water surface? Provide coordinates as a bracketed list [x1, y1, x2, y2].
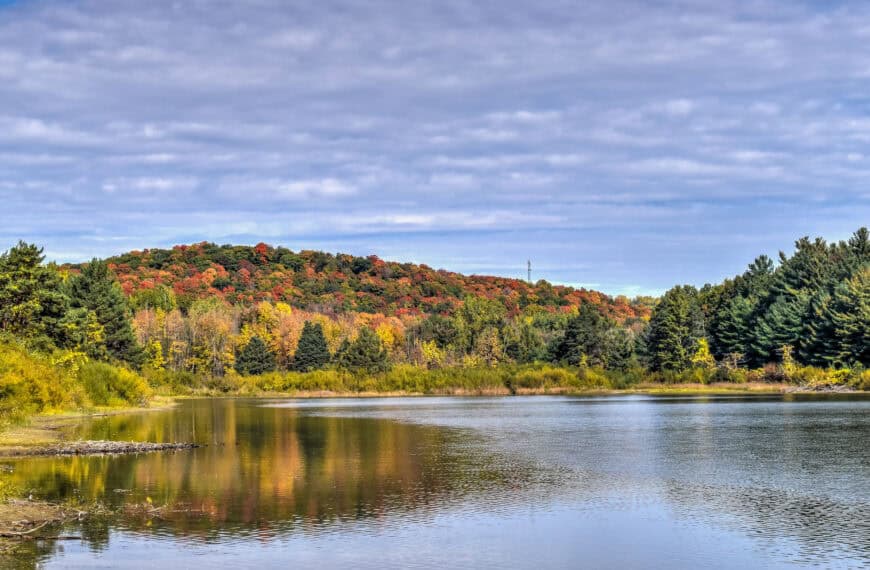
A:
[5, 395, 870, 568]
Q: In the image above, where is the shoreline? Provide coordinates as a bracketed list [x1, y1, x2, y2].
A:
[185, 381, 860, 399]
[1, 383, 864, 452]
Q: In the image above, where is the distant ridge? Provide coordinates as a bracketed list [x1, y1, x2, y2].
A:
[73, 242, 651, 320]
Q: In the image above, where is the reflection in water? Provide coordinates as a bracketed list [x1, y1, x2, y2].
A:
[9, 400, 541, 538]
[3, 395, 870, 568]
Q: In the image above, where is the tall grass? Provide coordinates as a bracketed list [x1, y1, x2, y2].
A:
[151, 361, 870, 397]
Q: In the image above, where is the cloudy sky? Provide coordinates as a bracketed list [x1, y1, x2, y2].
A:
[1, 0, 869, 295]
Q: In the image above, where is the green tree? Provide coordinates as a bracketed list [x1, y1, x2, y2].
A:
[292, 321, 331, 372]
[712, 295, 754, 360]
[550, 303, 610, 366]
[503, 320, 545, 363]
[129, 284, 177, 311]
[235, 336, 276, 375]
[707, 255, 773, 361]
[0, 241, 68, 342]
[826, 267, 869, 366]
[645, 285, 705, 371]
[67, 260, 141, 363]
[417, 315, 459, 349]
[602, 327, 635, 371]
[454, 296, 507, 354]
[336, 328, 389, 374]
[56, 307, 108, 359]
[751, 291, 810, 364]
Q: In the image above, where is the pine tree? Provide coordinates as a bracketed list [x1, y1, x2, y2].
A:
[550, 303, 610, 366]
[713, 295, 754, 360]
[0, 241, 68, 342]
[336, 328, 389, 374]
[235, 336, 276, 375]
[602, 327, 635, 371]
[751, 291, 810, 364]
[646, 285, 705, 371]
[292, 322, 331, 371]
[67, 259, 141, 363]
[799, 290, 839, 367]
[826, 268, 869, 366]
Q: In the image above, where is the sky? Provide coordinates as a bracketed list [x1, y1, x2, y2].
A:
[1, 0, 869, 296]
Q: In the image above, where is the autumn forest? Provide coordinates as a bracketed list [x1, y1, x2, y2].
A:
[0, 228, 868, 422]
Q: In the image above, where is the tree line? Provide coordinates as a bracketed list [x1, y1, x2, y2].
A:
[642, 228, 868, 372]
[0, 227, 867, 391]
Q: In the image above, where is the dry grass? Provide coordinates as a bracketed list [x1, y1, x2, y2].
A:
[628, 382, 792, 395]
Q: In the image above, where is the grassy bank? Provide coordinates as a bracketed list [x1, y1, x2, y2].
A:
[147, 362, 870, 397]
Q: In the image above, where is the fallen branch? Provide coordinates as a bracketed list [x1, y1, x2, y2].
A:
[0, 521, 50, 537]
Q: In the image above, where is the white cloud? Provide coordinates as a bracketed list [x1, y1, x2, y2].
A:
[1, 0, 869, 294]
[276, 178, 356, 197]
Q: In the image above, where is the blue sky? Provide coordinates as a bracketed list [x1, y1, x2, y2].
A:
[1, 0, 868, 296]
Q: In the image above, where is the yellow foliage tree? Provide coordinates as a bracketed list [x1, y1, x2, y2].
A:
[691, 338, 716, 369]
[420, 340, 445, 369]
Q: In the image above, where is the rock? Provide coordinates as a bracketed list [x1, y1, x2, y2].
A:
[0, 441, 200, 457]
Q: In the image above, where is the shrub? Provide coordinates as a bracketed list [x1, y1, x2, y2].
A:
[576, 367, 612, 389]
[514, 366, 576, 389]
[0, 339, 84, 423]
[78, 361, 151, 406]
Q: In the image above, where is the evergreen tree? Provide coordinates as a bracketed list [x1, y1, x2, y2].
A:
[235, 336, 276, 375]
[336, 327, 389, 374]
[826, 267, 869, 366]
[67, 259, 141, 363]
[550, 303, 610, 366]
[712, 295, 754, 361]
[799, 290, 839, 367]
[292, 321, 331, 371]
[742, 255, 776, 296]
[645, 285, 705, 371]
[847, 227, 870, 267]
[707, 255, 774, 362]
[751, 291, 810, 364]
[0, 241, 68, 342]
[602, 327, 635, 371]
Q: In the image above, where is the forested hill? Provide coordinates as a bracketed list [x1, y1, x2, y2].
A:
[84, 242, 651, 320]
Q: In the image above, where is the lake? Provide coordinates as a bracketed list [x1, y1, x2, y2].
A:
[6, 395, 870, 568]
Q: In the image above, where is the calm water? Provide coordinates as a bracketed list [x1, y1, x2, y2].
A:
[4, 395, 870, 568]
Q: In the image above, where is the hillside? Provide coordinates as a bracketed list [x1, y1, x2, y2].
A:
[91, 242, 651, 321]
